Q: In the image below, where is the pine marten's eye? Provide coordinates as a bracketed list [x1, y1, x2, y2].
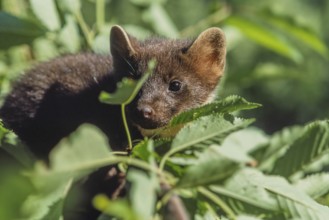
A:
[168, 80, 182, 92]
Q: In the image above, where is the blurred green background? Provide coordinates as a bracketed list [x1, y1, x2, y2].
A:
[0, 0, 328, 133]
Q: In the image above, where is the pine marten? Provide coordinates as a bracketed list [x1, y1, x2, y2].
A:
[0, 25, 226, 159]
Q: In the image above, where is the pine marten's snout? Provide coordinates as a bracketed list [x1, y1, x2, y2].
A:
[130, 103, 166, 129]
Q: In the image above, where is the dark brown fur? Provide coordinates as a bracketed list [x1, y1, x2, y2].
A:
[0, 25, 226, 159]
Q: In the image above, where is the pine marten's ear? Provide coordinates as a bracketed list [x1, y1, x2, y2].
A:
[110, 25, 139, 69]
[183, 27, 226, 79]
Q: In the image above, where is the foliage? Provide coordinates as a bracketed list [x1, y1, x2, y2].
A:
[0, 0, 329, 219]
[1, 92, 329, 219]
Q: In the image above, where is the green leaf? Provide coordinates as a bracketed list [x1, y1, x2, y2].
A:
[99, 78, 137, 105]
[171, 115, 253, 150]
[209, 169, 280, 216]
[40, 198, 65, 220]
[226, 15, 302, 62]
[92, 31, 110, 53]
[93, 195, 139, 220]
[122, 24, 152, 40]
[127, 169, 158, 219]
[30, 0, 61, 31]
[49, 124, 111, 171]
[99, 60, 155, 105]
[57, 0, 81, 14]
[252, 125, 304, 172]
[143, 2, 179, 37]
[57, 15, 81, 53]
[21, 180, 69, 220]
[160, 115, 253, 170]
[220, 128, 268, 154]
[294, 173, 329, 199]
[260, 10, 329, 58]
[170, 95, 261, 126]
[258, 173, 329, 219]
[210, 168, 329, 219]
[177, 145, 241, 188]
[0, 12, 46, 49]
[33, 38, 59, 61]
[0, 122, 35, 168]
[271, 120, 329, 177]
[0, 167, 34, 220]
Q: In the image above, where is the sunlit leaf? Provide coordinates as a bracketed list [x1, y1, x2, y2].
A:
[252, 125, 304, 172]
[271, 120, 329, 177]
[294, 173, 329, 199]
[171, 115, 254, 150]
[177, 145, 241, 188]
[30, 0, 61, 31]
[170, 95, 261, 126]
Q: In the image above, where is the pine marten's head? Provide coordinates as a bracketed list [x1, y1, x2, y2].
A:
[110, 25, 226, 134]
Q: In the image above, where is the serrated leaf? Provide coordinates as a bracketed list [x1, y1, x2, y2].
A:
[0, 12, 46, 49]
[21, 180, 70, 220]
[226, 15, 302, 62]
[30, 0, 61, 31]
[40, 198, 64, 220]
[171, 115, 254, 150]
[252, 125, 304, 172]
[211, 168, 329, 219]
[177, 145, 241, 188]
[99, 60, 155, 105]
[160, 115, 253, 171]
[170, 95, 261, 126]
[210, 169, 279, 216]
[271, 120, 329, 177]
[294, 173, 329, 199]
[258, 174, 329, 219]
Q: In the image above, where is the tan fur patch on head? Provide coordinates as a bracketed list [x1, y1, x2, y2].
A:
[182, 27, 226, 85]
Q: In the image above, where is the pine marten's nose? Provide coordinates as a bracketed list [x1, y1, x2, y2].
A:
[140, 106, 154, 119]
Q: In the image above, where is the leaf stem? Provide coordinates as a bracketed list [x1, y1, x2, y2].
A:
[121, 104, 133, 151]
[198, 187, 236, 220]
[180, 5, 231, 37]
[75, 10, 93, 48]
[159, 140, 195, 170]
[96, 0, 105, 31]
[44, 156, 164, 177]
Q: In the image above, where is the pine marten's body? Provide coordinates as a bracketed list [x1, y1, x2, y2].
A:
[0, 25, 226, 159]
